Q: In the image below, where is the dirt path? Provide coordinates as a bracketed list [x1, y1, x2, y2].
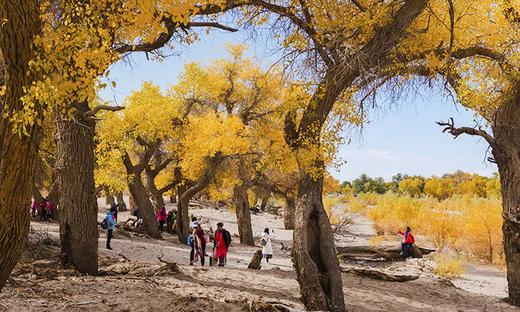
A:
[2, 205, 518, 312]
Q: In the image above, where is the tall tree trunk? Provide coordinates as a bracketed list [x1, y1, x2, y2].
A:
[55, 102, 98, 275]
[0, 0, 41, 290]
[176, 184, 191, 244]
[123, 152, 161, 239]
[292, 173, 345, 312]
[260, 196, 269, 211]
[284, 196, 296, 230]
[492, 83, 520, 306]
[233, 184, 255, 245]
[126, 172, 161, 239]
[115, 192, 127, 211]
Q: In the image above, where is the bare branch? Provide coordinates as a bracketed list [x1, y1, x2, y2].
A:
[436, 117, 495, 147]
[186, 21, 238, 32]
[84, 105, 124, 117]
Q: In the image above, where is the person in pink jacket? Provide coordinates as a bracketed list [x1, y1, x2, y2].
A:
[157, 206, 167, 233]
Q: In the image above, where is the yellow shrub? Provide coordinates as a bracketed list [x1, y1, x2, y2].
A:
[367, 194, 422, 235]
[432, 254, 465, 278]
[368, 235, 385, 245]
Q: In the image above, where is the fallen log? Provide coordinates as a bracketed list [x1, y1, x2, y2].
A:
[337, 244, 435, 261]
[341, 266, 420, 282]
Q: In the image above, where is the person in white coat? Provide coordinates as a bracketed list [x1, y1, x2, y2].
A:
[261, 228, 273, 262]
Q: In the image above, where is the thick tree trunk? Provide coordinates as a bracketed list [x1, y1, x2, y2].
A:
[0, 0, 41, 290]
[176, 184, 191, 244]
[492, 83, 520, 306]
[284, 196, 296, 230]
[292, 173, 345, 312]
[47, 180, 59, 205]
[129, 193, 136, 212]
[233, 184, 255, 246]
[55, 102, 98, 275]
[144, 171, 165, 212]
[115, 192, 127, 211]
[126, 173, 161, 239]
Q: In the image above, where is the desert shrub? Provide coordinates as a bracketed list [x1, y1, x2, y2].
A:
[367, 193, 422, 235]
[432, 253, 465, 278]
[460, 197, 503, 264]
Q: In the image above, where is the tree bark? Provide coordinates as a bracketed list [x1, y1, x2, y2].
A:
[115, 192, 127, 211]
[55, 102, 98, 275]
[129, 193, 136, 212]
[491, 82, 520, 306]
[292, 173, 345, 312]
[123, 153, 161, 239]
[284, 196, 296, 230]
[144, 170, 165, 212]
[0, 0, 42, 291]
[177, 155, 222, 244]
[260, 196, 269, 211]
[176, 183, 191, 243]
[233, 183, 255, 246]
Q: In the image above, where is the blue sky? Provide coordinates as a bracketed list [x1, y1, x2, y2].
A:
[99, 28, 497, 183]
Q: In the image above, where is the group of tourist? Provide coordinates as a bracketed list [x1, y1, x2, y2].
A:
[102, 205, 275, 267]
[30, 197, 55, 221]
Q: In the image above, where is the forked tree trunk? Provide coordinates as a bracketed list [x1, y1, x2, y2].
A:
[144, 171, 165, 212]
[115, 192, 127, 211]
[284, 196, 296, 230]
[126, 172, 161, 239]
[55, 102, 98, 275]
[123, 153, 161, 239]
[491, 83, 520, 306]
[0, 0, 41, 290]
[177, 155, 222, 244]
[292, 173, 345, 311]
[233, 184, 255, 246]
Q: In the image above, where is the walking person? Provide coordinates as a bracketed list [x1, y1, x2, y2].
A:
[261, 228, 273, 263]
[190, 221, 207, 266]
[105, 205, 117, 250]
[157, 206, 167, 233]
[214, 222, 231, 267]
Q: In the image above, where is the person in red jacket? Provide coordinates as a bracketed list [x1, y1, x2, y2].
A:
[398, 226, 415, 258]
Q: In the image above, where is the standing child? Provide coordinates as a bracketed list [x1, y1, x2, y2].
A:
[261, 228, 273, 263]
[105, 205, 117, 250]
[157, 206, 167, 233]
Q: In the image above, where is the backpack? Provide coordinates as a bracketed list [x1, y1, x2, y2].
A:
[261, 237, 267, 246]
[222, 229, 232, 248]
[187, 234, 194, 247]
[100, 218, 108, 230]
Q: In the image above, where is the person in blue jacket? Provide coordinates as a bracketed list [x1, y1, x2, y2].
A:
[105, 204, 117, 250]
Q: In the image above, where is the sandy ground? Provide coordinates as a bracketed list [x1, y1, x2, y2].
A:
[1, 199, 518, 312]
